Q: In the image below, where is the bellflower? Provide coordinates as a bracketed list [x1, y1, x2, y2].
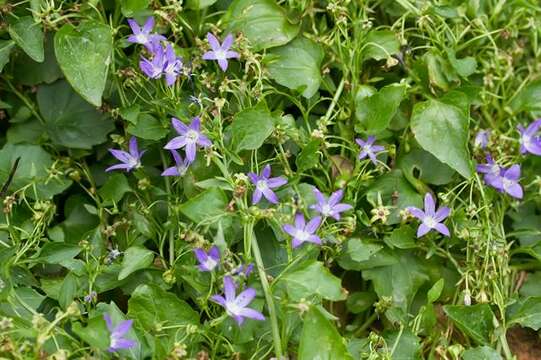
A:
[164, 117, 212, 162]
[247, 165, 288, 205]
[194, 246, 220, 272]
[233, 263, 254, 278]
[407, 193, 450, 238]
[518, 119, 541, 155]
[104, 314, 136, 353]
[493, 165, 524, 199]
[211, 276, 265, 325]
[474, 129, 490, 149]
[283, 213, 322, 248]
[139, 42, 166, 79]
[355, 136, 385, 165]
[127, 17, 165, 48]
[105, 137, 144, 172]
[202, 33, 240, 71]
[163, 43, 183, 86]
[161, 150, 191, 177]
[310, 188, 352, 220]
[476, 154, 502, 189]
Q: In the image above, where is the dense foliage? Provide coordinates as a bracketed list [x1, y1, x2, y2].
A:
[1, 0, 541, 359]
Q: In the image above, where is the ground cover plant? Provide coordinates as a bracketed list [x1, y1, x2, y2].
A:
[1, 0, 541, 358]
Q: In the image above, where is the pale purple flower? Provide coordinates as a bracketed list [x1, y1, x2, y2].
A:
[310, 188, 352, 220]
[84, 291, 97, 303]
[492, 164, 524, 199]
[105, 137, 144, 172]
[104, 314, 136, 353]
[355, 136, 385, 165]
[283, 213, 322, 248]
[161, 150, 191, 177]
[407, 193, 450, 238]
[247, 165, 287, 205]
[233, 263, 254, 278]
[164, 117, 212, 162]
[194, 246, 220, 272]
[474, 129, 490, 149]
[476, 154, 502, 189]
[163, 43, 183, 86]
[202, 33, 240, 71]
[518, 119, 541, 155]
[211, 276, 265, 325]
[139, 42, 166, 79]
[127, 17, 165, 48]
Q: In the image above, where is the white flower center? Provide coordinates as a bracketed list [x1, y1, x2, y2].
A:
[295, 229, 310, 242]
[226, 301, 242, 316]
[203, 257, 217, 270]
[186, 130, 199, 143]
[110, 335, 120, 349]
[215, 50, 227, 60]
[136, 33, 147, 44]
[256, 180, 268, 191]
[321, 204, 332, 216]
[502, 177, 513, 191]
[423, 216, 437, 229]
[128, 156, 139, 169]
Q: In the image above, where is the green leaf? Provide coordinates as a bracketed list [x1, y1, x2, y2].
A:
[37, 80, 114, 149]
[282, 261, 346, 301]
[427, 278, 444, 303]
[127, 114, 168, 140]
[128, 284, 199, 335]
[342, 238, 383, 262]
[54, 21, 112, 106]
[298, 306, 353, 360]
[230, 103, 275, 152]
[0, 40, 15, 73]
[384, 226, 417, 249]
[363, 30, 400, 61]
[362, 253, 429, 311]
[355, 83, 406, 133]
[519, 272, 541, 297]
[267, 37, 324, 98]
[446, 49, 476, 78]
[346, 291, 377, 314]
[118, 246, 154, 280]
[185, 0, 217, 9]
[120, 0, 150, 16]
[383, 330, 421, 360]
[72, 314, 109, 351]
[507, 296, 541, 331]
[13, 33, 63, 86]
[58, 272, 78, 309]
[462, 346, 503, 360]
[37, 243, 82, 264]
[511, 79, 541, 114]
[410, 97, 472, 178]
[8, 16, 44, 62]
[443, 304, 494, 344]
[296, 139, 321, 172]
[98, 173, 132, 206]
[0, 143, 72, 199]
[398, 148, 456, 186]
[223, 0, 299, 51]
[179, 188, 228, 224]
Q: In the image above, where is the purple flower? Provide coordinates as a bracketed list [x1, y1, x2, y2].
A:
[474, 129, 490, 149]
[161, 150, 191, 177]
[194, 246, 220, 272]
[104, 314, 136, 353]
[106, 137, 144, 172]
[493, 165, 524, 199]
[518, 119, 541, 155]
[139, 42, 166, 79]
[202, 33, 240, 71]
[407, 193, 450, 238]
[163, 43, 183, 86]
[247, 165, 287, 205]
[283, 213, 322, 248]
[211, 276, 265, 325]
[84, 291, 97, 303]
[233, 263, 254, 278]
[310, 188, 352, 220]
[476, 154, 502, 189]
[127, 17, 165, 48]
[355, 136, 385, 165]
[164, 117, 212, 162]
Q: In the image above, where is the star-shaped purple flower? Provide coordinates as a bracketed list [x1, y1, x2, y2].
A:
[233, 263, 254, 278]
[476, 154, 502, 189]
[407, 193, 450, 238]
[211, 276, 265, 326]
[164, 117, 212, 162]
[310, 188, 352, 220]
[518, 119, 541, 155]
[493, 164, 524, 199]
[194, 246, 220, 272]
[161, 150, 191, 177]
[139, 41, 166, 79]
[163, 43, 183, 86]
[105, 137, 144, 172]
[247, 165, 287, 205]
[127, 17, 165, 48]
[202, 33, 240, 71]
[104, 314, 136, 353]
[355, 136, 385, 165]
[474, 129, 490, 149]
[283, 213, 322, 248]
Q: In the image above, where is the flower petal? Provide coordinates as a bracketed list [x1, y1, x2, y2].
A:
[222, 33, 234, 49]
[211, 295, 226, 307]
[142, 16, 155, 33]
[267, 176, 287, 188]
[164, 136, 187, 150]
[424, 193, 435, 216]
[172, 117, 188, 135]
[113, 319, 133, 337]
[161, 166, 179, 176]
[328, 189, 344, 205]
[223, 276, 236, 302]
[202, 51, 217, 60]
[282, 224, 297, 237]
[238, 307, 265, 321]
[305, 216, 322, 233]
[294, 213, 305, 228]
[217, 58, 228, 71]
[103, 313, 114, 332]
[252, 189, 263, 205]
[207, 33, 221, 50]
[434, 207, 450, 222]
[105, 163, 131, 172]
[261, 187, 279, 204]
[261, 165, 271, 178]
[234, 288, 256, 307]
[434, 223, 450, 237]
[417, 224, 431, 238]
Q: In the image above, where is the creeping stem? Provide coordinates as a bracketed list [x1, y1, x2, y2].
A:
[246, 219, 283, 359]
